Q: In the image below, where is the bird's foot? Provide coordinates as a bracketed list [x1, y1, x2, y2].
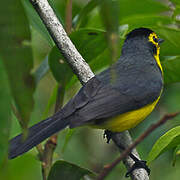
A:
[125, 160, 150, 177]
[103, 130, 113, 143]
[103, 130, 150, 177]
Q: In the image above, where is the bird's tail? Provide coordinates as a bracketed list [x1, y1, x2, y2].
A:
[9, 112, 70, 159]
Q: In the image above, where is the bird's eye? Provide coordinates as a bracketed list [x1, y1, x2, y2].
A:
[153, 36, 158, 43]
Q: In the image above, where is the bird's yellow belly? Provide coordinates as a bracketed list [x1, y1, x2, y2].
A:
[97, 97, 160, 132]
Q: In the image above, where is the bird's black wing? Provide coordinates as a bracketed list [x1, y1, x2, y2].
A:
[68, 74, 161, 128]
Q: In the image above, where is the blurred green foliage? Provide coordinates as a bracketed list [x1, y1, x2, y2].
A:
[0, 58, 11, 168]
[1, 0, 180, 179]
[0, 0, 35, 130]
[48, 160, 94, 180]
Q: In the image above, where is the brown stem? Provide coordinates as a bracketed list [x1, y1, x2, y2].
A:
[65, 0, 72, 35]
[40, 84, 65, 180]
[41, 135, 58, 180]
[97, 112, 180, 180]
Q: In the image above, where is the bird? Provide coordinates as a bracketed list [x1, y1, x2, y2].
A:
[9, 27, 164, 175]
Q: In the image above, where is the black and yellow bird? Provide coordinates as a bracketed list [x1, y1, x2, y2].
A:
[9, 28, 164, 174]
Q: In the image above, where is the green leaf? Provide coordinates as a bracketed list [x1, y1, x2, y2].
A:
[156, 28, 180, 84]
[119, 0, 169, 20]
[48, 160, 93, 180]
[73, 0, 101, 29]
[89, 48, 111, 73]
[22, 0, 54, 46]
[120, 15, 172, 30]
[0, 58, 11, 168]
[0, 0, 35, 127]
[84, 0, 169, 30]
[147, 126, 180, 164]
[162, 57, 180, 84]
[49, 47, 74, 84]
[172, 144, 180, 166]
[41, 85, 58, 119]
[156, 27, 180, 56]
[61, 129, 75, 153]
[70, 29, 106, 62]
[0, 154, 42, 179]
[150, 27, 180, 84]
[85, 13, 104, 29]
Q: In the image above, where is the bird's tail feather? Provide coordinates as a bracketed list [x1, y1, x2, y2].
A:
[9, 113, 70, 159]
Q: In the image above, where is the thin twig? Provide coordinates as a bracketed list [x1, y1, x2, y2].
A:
[97, 112, 180, 180]
[36, 144, 44, 161]
[41, 136, 57, 180]
[65, 0, 72, 35]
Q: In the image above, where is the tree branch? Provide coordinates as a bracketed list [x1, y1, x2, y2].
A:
[112, 131, 150, 180]
[29, 0, 149, 179]
[97, 112, 180, 180]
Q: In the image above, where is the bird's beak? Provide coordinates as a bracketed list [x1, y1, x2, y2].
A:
[158, 38, 164, 44]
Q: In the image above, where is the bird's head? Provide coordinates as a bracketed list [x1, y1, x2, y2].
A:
[122, 27, 164, 57]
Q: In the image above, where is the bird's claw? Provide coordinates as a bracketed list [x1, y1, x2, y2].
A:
[103, 130, 113, 143]
[125, 160, 150, 177]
